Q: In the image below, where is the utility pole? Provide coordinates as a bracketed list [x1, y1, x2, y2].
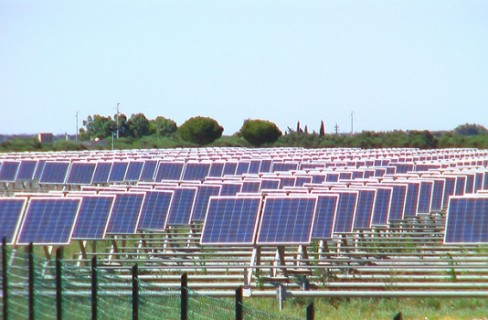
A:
[350, 111, 354, 135]
[116, 103, 120, 139]
[334, 123, 339, 135]
[75, 111, 79, 141]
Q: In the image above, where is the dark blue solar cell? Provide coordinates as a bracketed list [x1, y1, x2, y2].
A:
[417, 180, 433, 214]
[431, 179, 445, 211]
[278, 177, 296, 188]
[182, 162, 211, 181]
[39, 162, 70, 184]
[222, 162, 237, 176]
[191, 185, 221, 222]
[353, 189, 376, 229]
[17, 198, 81, 245]
[443, 177, 456, 208]
[403, 181, 420, 218]
[236, 161, 250, 175]
[352, 171, 364, 179]
[454, 176, 466, 196]
[0, 198, 27, 244]
[332, 191, 358, 233]
[155, 162, 184, 181]
[465, 174, 475, 194]
[271, 162, 298, 173]
[209, 162, 225, 177]
[140, 160, 158, 181]
[108, 162, 129, 182]
[474, 172, 484, 192]
[444, 196, 488, 244]
[72, 195, 115, 239]
[259, 159, 272, 173]
[16, 160, 38, 181]
[260, 179, 280, 190]
[312, 195, 338, 239]
[92, 162, 113, 184]
[248, 160, 261, 174]
[200, 196, 261, 245]
[387, 184, 407, 221]
[0, 161, 20, 182]
[325, 173, 339, 183]
[165, 187, 198, 225]
[295, 176, 312, 187]
[257, 197, 316, 245]
[66, 162, 96, 185]
[311, 175, 326, 184]
[339, 172, 352, 180]
[371, 187, 392, 226]
[241, 180, 261, 193]
[125, 161, 144, 181]
[137, 191, 173, 230]
[220, 183, 242, 196]
[106, 193, 145, 234]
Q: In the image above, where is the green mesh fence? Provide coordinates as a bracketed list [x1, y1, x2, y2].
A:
[1, 246, 303, 320]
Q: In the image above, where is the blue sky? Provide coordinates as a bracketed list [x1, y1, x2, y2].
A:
[1, 1, 487, 135]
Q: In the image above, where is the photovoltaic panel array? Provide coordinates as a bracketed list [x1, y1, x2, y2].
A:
[165, 187, 198, 225]
[191, 185, 221, 222]
[444, 196, 488, 244]
[17, 198, 81, 245]
[137, 190, 173, 230]
[200, 196, 262, 245]
[257, 196, 316, 245]
[312, 194, 339, 239]
[105, 193, 145, 234]
[0, 198, 27, 244]
[66, 162, 96, 185]
[72, 195, 115, 240]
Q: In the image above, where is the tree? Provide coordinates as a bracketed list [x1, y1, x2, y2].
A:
[178, 116, 224, 145]
[149, 116, 177, 136]
[127, 113, 150, 138]
[82, 114, 115, 140]
[454, 123, 488, 136]
[240, 119, 282, 146]
[319, 121, 325, 137]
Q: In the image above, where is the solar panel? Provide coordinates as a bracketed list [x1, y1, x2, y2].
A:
[444, 195, 488, 244]
[137, 190, 173, 230]
[241, 180, 261, 193]
[465, 173, 475, 194]
[278, 176, 296, 188]
[17, 198, 81, 245]
[200, 196, 262, 245]
[260, 179, 280, 190]
[222, 161, 237, 176]
[430, 178, 445, 211]
[295, 176, 312, 187]
[165, 187, 198, 225]
[311, 194, 339, 239]
[248, 160, 261, 174]
[66, 162, 96, 185]
[139, 160, 158, 181]
[220, 182, 242, 196]
[325, 173, 339, 183]
[208, 161, 225, 177]
[271, 162, 298, 172]
[371, 187, 392, 226]
[0, 198, 28, 244]
[155, 161, 184, 181]
[105, 193, 145, 234]
[454, 175, 467, 196]
[235, 161, 250, 175]
[256, 196, 316, 245]
[315, 190, 358, 234]
[33, 160, 46, 181]
[443, 176, 456, 208]
[182, 161, 211, 181]
[72, 195, 115, 240]
[402, 181, 420, 218]
[259, 159, 272, 173]
[125, 161, 144, 182]
[39, 161, 70, 184]
[417, 180, 433, 214]
[16, 160, 38, 181]
[92, 162, 113, 184]
[191, 185, 221, 222]
[383, 184, 407, 221]
[353, 189, 376, 229]
[0, 161, 20, 182]
[108, 161, 129, 183]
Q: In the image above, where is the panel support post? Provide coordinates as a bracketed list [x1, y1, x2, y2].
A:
[181, 273, 188, 320]
[132, 264, 139, 320]
[56, 247, 63, 320]
[235, 286, 243, 320]
[28, 243, 34, 320]
[306, 302, 314, 320]
[91, 256, 98, 320]
[2, 237, 8, 320]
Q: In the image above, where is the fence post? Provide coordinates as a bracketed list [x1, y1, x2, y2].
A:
[393, 312, 402, 320]
[235, 286, 243, 320]
[91, 256, 98, 320]
[28, 243, 34, 320]
[132, 264, 139, 320]
[2, 237, 8, 320]
[56, 247, 63, 320]
[306, 302, 314, 320]
[181, 273, 188, 320]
